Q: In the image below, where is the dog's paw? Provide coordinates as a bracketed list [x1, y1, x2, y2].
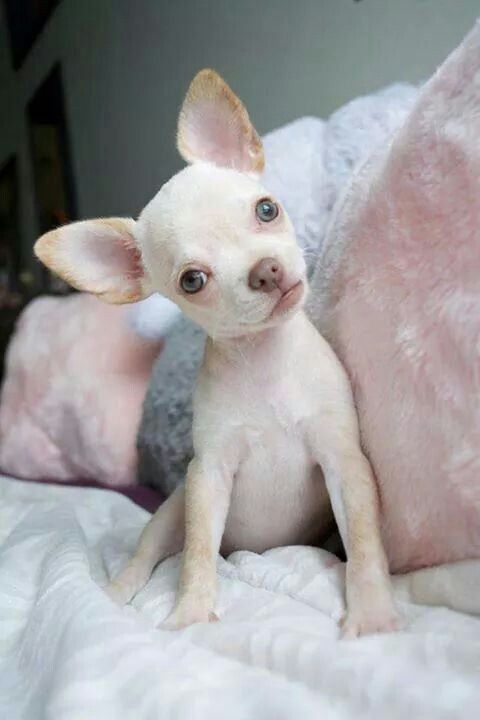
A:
[104, 564, 149, 606]
[105, 579, 134, 606]
[161, 600, 219, 630]
[341, 604, 403, 639]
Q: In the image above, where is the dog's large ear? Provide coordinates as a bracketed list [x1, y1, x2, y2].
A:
[177, 68, 264, 175]
[34, 218, 151, 304]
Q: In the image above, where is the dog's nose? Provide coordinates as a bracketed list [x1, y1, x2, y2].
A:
[248, 258, 284, 293]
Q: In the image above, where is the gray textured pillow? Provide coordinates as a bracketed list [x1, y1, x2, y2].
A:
[137, 314, 204, 494]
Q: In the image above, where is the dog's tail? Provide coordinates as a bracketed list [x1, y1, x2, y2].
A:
[392, 559, 480, 616]
[106, 484, 185, 606]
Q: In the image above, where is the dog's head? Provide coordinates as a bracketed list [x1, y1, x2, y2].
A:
[35, 70, 307, 338]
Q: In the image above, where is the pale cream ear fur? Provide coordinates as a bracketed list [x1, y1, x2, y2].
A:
[34, 217, 151, 304]
[177, 68, 265, 174]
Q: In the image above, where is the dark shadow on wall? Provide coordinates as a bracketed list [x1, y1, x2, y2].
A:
[27, 63, 77, 294]
[3, 0, 61, 69]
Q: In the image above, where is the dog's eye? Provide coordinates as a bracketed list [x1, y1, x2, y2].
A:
[180, 269, 208, 294]
[256, 198, 279, 223]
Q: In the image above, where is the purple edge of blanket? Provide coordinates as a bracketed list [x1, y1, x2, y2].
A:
[7, 476, 165, 514]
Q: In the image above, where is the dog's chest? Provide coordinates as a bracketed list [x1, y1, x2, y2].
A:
[221, 372, 331, 554]
[243, 368, 312, 431]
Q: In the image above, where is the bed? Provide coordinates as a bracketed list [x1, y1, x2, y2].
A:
[1, 475, 479, 719]
[3, 20, 480, 720]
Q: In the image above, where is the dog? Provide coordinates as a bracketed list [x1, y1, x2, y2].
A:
[34, 69, 400, 637]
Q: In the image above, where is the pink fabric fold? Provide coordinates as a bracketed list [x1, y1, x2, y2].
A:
[0, 293, 162, 486]
[312, 22, 480, 572]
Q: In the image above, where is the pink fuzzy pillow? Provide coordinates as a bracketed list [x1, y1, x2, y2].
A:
[0, 293, 162, 486]
[311, 22, 480, 572]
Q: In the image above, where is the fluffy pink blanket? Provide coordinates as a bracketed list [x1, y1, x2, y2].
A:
[0, 294, 161, 486]
[311, 22, 480, 572]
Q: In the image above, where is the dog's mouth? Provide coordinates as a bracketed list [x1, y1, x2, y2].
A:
[270, 280, 305, 319]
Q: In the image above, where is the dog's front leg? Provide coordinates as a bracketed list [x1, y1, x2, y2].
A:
[308, 415, 401, 637]
[163, 455, 233, 630]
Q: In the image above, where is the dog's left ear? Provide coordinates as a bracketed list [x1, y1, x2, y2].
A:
[177, 68, 264, 175]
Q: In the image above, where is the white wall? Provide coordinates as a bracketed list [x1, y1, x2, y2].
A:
[0, 0, 479, 271]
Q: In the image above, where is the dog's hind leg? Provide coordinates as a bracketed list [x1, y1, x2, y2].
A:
[393, 559, 480, 616]
[106, 484, 185, 605]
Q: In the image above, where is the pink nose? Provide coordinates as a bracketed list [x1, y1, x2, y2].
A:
[248, 258, 284, 293]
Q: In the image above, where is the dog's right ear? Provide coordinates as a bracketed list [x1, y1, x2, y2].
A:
[34, 218, 151, 304]
[177, 68, 264, 175]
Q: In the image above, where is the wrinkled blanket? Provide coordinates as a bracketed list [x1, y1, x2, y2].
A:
[1, 476, 479, 719]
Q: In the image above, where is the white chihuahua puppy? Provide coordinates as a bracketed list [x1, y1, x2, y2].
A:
[35, 70, 399, 637]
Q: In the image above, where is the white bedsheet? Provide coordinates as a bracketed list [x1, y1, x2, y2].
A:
[1, 476, 479, 719]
